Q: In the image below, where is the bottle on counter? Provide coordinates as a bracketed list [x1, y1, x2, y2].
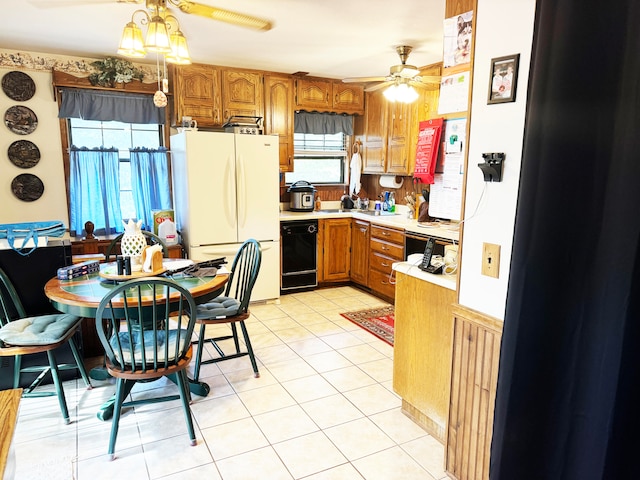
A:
[158, 218, 178, 245]
[315, 195, 322, 211]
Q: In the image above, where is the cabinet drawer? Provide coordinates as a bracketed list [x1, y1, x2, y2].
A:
[371, 237, 404, 260]
[370, 224, 404, 244]
[369, 268, 396, 299]
[370, 251, 396, 274]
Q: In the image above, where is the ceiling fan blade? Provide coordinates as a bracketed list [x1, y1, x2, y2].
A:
[342, 76, 388, 83]
[172, 0, 273, 31]
[365, 81, 394, 92]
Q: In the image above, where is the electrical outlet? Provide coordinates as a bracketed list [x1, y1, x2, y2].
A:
[481, 243, 500, 278]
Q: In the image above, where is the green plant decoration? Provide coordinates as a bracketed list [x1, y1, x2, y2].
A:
[88, 57, 145, 88]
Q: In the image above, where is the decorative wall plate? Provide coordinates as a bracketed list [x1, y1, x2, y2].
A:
[1, 71, 36, 101]
[8, 140, 40, 168]
[11, 173, 44, 202]
[4, 105, 38, 135]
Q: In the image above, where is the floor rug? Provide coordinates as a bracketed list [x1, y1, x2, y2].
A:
[340, 306, 395, 346]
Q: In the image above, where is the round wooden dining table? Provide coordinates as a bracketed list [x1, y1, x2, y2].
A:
[44, 260, 228, 419]
[44, 260, 228, 318]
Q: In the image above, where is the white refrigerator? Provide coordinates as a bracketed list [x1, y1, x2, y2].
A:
[171, 131, 280, 302]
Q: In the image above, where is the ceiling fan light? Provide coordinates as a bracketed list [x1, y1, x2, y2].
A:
[117, 21, 146, 58]
[144, 16, 172, 53]
[165, 30, 192, 64]
[396, 83, 419, 103]
[383, 84, 398, 102]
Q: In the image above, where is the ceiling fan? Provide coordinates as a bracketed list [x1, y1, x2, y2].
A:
[342, 46, 440, 92]
[29, 0, 273, 32]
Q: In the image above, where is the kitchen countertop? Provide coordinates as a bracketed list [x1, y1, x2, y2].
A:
[279, 205, 460, 242]
[392, 261, 457, 291]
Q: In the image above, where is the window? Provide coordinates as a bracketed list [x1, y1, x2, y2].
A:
[69, 118, 163, 220]
[285, 132, 348, 185]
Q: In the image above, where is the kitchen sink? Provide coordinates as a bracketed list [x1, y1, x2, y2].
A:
[317, 209, 400, 216]
[356, 210, 400, 216]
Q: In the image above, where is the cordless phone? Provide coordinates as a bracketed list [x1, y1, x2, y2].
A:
[419, 237, 443, 274]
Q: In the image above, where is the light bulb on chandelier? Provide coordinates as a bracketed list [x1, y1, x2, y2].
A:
[117, 1, 192, 106]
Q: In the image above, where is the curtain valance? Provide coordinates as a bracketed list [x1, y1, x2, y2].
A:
[58, 88, 165, 125]
[294, 111, 354, 135]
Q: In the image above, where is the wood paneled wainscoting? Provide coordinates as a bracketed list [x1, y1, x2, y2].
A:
[446, 304, 503, 480]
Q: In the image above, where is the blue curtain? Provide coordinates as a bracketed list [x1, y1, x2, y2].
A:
[130, 148, 172, 231]
[69, 147, 123, 237]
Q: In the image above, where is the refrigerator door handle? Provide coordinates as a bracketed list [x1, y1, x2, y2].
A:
[223, 154, 235, 228]
[236, 153, 246, 229]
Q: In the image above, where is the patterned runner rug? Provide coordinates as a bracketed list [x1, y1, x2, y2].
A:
[340, 306, 395, 346]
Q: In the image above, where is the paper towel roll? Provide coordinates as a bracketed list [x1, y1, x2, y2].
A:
[379, 175, 403, 188]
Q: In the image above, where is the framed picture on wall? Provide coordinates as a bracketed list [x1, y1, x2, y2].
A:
[488, 54, 520, 104]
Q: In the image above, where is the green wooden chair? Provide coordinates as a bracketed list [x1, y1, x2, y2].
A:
[104, 230, 168, 261]
[0, 267, 92, 424]
[193, 238, 262, 381]
[95, 277, 198, 460]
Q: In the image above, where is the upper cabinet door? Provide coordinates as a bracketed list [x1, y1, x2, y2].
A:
[332, 82, 365, 115]
[295, 78, 365, 115]
[264, 74, 294, 172]
[221, 69, 264, 123]
[295, 78, 332, 110]
[171, 64, 222, 127]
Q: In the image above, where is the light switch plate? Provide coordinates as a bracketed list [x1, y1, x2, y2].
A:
[481, 243, 500, 278]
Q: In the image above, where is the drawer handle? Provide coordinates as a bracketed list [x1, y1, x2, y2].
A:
[382, 232, 390, 236]
[382, 246, 389, 251]
[381, 262, 389, 267]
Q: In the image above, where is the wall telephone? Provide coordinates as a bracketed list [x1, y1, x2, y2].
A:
[419, 237, 443, 274]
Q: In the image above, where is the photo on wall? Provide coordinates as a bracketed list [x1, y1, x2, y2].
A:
[443, 10, 473, 68]
[488, 54, 520, 104]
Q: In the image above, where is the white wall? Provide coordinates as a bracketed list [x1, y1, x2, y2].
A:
[0, 69, 69, 227]
[457, 0, 537, 319]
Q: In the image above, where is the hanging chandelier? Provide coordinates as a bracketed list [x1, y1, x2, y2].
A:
[117, 1, 192, 106]
[117, 0, 192, 65]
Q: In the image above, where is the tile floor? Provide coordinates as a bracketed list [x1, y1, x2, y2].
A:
[11, 286, 447, 480]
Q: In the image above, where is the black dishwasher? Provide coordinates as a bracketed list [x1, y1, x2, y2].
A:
[280, 220, 318, 291]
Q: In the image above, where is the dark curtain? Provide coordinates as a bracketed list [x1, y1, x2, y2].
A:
[58, 88, 166, 124]
[490, 1, 640, 479]
[294, 111, 354, 135]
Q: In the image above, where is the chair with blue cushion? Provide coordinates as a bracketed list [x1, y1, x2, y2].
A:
[94, 277, 198, 460]
[0, 267, 92, 424]
[193, 238, 261, 381]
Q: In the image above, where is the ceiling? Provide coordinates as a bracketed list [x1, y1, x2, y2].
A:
[2, 0, 446, 81]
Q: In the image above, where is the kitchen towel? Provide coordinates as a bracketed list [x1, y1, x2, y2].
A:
[349, 152, 362, 195]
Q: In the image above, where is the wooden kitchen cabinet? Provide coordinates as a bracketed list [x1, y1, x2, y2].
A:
[355, 89, 413, 174]
[332, 82, 365, 115]
[350, 219, 370, 286]
[393, 271, 456, 443]
[295, 77, 364, 115]
[317, 218, 351, 283]
[221, 68, 264, 123]
[170, 63, 222, 127]
[264, 74, 294, 172]
[369, 223, 404, 300]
